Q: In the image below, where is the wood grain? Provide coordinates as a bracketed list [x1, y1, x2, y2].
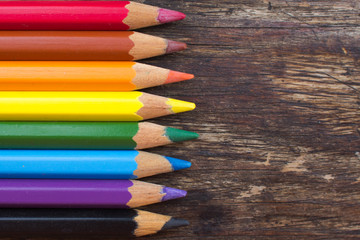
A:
[2, 0, 360, 239]
[140, 0, 360, 239]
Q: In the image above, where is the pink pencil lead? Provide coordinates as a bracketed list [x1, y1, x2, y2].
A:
[158, 9, 186, 24]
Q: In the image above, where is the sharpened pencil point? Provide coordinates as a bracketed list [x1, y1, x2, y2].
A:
[161, 187, 187, 202]
[167, 98, 195, 114]
[166, 40, 187, 54]
[162, 217, 189, 230]
[166, 71, 194, 84]
[166, 156, 191, 171]
[158, 9, 186, 24]
[165, 127, 199, 143]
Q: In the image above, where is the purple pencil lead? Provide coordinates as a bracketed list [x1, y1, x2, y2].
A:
[161, 187, 187, 202]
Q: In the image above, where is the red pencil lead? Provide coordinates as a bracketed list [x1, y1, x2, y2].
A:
[158, 9, 186, 24]
[166, 40, 187, 54]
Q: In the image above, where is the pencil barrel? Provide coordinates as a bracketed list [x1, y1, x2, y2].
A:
[0, 122, 138, 149]
[0, 209, 138, 237]
[0, 1, 131, 31]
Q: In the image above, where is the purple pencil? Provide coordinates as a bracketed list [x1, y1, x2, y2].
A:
[0, 179, 186, 208]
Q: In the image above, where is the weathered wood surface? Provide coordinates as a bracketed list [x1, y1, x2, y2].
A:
[4, 0, 360, 239]
[140, 0, 360, 239]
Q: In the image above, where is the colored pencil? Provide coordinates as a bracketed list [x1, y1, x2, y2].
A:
[0, 31, 186, 61]
[0, 179, 187, 208]
[0, 150, 191, 179]
[0, 1, 186, 31]
[0, 122, 198, 150]
[0, 61, 194, 91]
[0, 209, 189, 237]
[0, 91, 195, 121]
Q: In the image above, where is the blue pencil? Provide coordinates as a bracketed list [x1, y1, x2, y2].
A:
[0, 150, 191, 179]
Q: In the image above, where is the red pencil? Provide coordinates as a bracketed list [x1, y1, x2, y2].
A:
[0, 1, 186, 30]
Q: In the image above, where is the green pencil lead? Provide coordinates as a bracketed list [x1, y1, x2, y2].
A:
[165, 127, 199, 143]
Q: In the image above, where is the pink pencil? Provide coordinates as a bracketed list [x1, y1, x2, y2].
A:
[0, 1, 186, 30]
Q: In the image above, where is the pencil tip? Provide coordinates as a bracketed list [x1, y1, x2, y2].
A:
[162, 217, 189, 230]
[158, 9, 186, 24]
[166, 71, 194, 84]
[162, 187, 187, 202]
[166, 156, 191, 171]
[166, 40, 187, 54]
[165, 127, 199, 143]
[167, 98, 195, 114]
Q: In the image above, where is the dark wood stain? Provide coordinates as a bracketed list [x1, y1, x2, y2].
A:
[2, 0, 360, 239]
[140, 0, 360, 239]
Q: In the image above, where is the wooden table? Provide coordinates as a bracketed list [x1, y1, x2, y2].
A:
[139, 0, 360, 239]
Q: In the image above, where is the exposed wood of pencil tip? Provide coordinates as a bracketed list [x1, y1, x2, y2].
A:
[129, 32, 187, 60]
[133, 122, 172, 149]
[129, 32, 166, 60]
[132, 63, 170, 89]
[127, 180, 165, 208]
[132, 63, 193, 89]
[134, 151, 173, 179]
[136, 93, 172, 120]
[124, 2, 159, 30]
[134, 210, 172, 237]
[124, 2, 185, 30]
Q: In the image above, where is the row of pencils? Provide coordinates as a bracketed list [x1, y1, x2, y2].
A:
[0, 1, 195, 238]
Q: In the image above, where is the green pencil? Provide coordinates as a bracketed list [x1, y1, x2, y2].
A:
[0, 122, 198, 150]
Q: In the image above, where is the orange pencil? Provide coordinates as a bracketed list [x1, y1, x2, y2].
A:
[0, 61, 194, 91]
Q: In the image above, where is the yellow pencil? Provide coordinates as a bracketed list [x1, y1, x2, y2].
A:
[0, 92, 195, 121]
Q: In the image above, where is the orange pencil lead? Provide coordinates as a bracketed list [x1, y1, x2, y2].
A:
[166, 71, 194, 84]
